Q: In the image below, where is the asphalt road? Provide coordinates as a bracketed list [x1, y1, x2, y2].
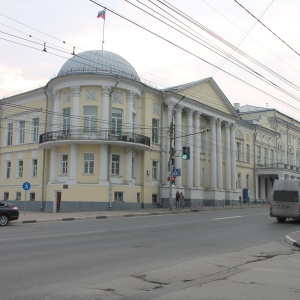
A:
[1, 207, 299, 300]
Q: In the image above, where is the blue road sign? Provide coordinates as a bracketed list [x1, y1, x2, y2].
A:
[22, 182, 31, 191]
[172, 168, 181, 177]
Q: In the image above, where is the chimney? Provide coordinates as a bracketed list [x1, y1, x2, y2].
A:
[234, 103, 240, 110]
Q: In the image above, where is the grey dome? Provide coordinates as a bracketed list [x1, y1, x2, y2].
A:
[57, 50, 140, 81]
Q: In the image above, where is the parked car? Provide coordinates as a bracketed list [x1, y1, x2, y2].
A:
[0, 202, 19, 226]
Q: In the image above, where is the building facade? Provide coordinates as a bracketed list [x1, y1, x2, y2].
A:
[0, 50, 299, 211]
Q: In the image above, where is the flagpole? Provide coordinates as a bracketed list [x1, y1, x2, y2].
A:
[102, 18, 105, 50]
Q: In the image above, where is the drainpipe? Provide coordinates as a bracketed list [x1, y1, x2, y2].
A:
[108, 78, 119, 210]
[254, 127, 257, 202]
[159, 102, 164, 207]
[41, 82, 50, 211]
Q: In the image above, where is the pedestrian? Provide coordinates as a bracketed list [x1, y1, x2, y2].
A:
[175, 191, 180, 209]
[179, 192, 185, 209]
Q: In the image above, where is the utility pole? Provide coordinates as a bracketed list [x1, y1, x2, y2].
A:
[167, 96, 185, 211]
[168, 119, 174, 210]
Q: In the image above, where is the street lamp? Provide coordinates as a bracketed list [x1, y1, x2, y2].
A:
[168, 96, 185, 210]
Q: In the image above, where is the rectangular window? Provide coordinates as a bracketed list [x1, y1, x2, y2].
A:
[152, 161, 158, 180]
[246, 144, 250, 163]
[7, 123, 13, 146]
[152, 119, 159, 144]
[83, 107, 98, 133]
[84, 153, 94, 174]
[16, 192, 21, 200]
[236, 142, 242, 161]
[17, 160, 23, 178]
[114, 192, 123, 201]
[152, 194, 158, 204]
[270, 149, 274, 164]
[264, 147, 268, 165]
[32, 159, 38, 177]
[61, 154, 68, 175]
[111, 108, 123, 135]
[63, 108, 71, 134]
[237, 173, 241, 188]
[19, 120, 25, 144]
[257, 146, 261, 164]
[6, 161, 11, 179]
[32, 118, 39, 142]
[30, 193, 35, 201]
[111, 154, 120, 175]
[246, 174, 250, 188]
[4, 192, 9, 200]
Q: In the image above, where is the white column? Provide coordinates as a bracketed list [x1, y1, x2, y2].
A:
[216, 118, 223, 189]
[126, 91, 134, 133]
[52, 92, 60, 132]
[69, 144, 78, 184]
[175, 107, 182, 187]
[71, 86, 81, 134]
[230, 124, 236, 190]
[186, 109, 193, 188]
[224, 122, 231, 190]
[255, 175, 259, 200]
[193, 112, 201, 187]
[101, 86, 110, 138]
[49, 147, 57, 182]
[210, 117, 217, 189]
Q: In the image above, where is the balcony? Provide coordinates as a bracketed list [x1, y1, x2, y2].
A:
[39, 130, 151, 150]
[255, 163, 299, 172]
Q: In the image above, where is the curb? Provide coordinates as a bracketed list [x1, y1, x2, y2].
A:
[285, 234, 300, 248]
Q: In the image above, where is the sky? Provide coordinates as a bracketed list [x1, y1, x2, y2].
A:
[1, 0, 300, 121]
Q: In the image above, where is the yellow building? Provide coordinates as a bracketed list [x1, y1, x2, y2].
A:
[1, 50, 298, 211]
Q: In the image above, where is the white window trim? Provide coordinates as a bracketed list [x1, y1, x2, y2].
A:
[111, 153, 121, 176]
[61, 154, 68, 175]
[83, 153, 95, 175]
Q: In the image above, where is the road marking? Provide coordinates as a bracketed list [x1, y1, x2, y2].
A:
[212, 216, 242, 221]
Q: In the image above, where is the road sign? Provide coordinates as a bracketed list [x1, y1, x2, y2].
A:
[172, 168, 181, 177]
[22, 182, 31, 191]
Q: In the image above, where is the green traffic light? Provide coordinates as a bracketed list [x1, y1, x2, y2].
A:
[182, 154, 187, 159]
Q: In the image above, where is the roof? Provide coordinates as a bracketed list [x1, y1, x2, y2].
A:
[57, 50, 140, 81]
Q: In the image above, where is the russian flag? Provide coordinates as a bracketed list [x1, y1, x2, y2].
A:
[97, 9, 106, 20]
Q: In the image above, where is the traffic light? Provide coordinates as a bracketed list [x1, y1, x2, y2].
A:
[167, 177, 175, 184]
[182, 146, 190, 160]
[182, 146, 187, 159]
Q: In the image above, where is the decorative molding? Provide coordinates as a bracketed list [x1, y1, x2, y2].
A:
[224, 121, 231, 129]
[216, 118, 222, 128]
[112, 92, 124, 104]
[85, 89, 98, 102]
[53, 91, 60, 100]
[153, 103, 161, 116]
[71, 86, 81, 97]
[62, 91, 71, 104]
[102, 86, 110, 97]
[235, 130, 244, 140]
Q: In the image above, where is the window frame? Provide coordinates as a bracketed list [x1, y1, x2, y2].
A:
[7, 122, 13, 146]
[6, 161, 11, 179]
[17, 160, 23, 178]
[152, 160, 159, 180]
[19, 120, 26, 144]
[61, 154, 68, 175]
[111, 108, 123, 135]
[32, 117, 40, 142]
[152, 118, 160, 144]
[62, 108, 71, 134]
[111, 154, 121, 175]
[83, 153, 94, 174]
[83, 106, 98, 134]
[32, 159, 38, 177]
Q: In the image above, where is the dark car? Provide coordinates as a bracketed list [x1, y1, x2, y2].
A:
[0, 202, 19, 226]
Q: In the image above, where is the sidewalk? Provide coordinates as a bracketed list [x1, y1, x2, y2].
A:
[16, 207, 300, 249]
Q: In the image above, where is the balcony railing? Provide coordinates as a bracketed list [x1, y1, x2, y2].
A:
[255, 162, 299, 171]
[39, 130, 150, 147]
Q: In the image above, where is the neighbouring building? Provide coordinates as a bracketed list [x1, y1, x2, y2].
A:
[0, 50, 299, 212]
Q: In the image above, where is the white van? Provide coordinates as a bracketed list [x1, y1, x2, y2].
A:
[270, 179, 300, 223]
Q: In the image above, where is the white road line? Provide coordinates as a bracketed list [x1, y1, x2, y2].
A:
[212, 216, 242, 221]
